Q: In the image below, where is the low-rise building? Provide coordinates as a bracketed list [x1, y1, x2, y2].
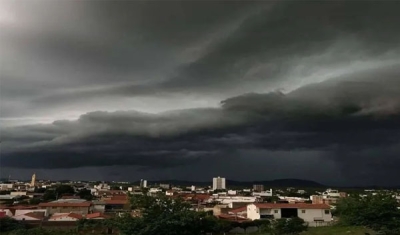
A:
[92, 201, 106, 213]
[49, 212, 83, 221]
[228, 190, 237, 195]
[252, 189, 273, 197]
[0, 183, 14, 191]
[215, 196, 258, 204]
[247, 203, 332, 227]
[15, 209, 48, 217]
[38, 199, 92, 215]
[13, 211, 45, 221]
[104, 200, 128, 212]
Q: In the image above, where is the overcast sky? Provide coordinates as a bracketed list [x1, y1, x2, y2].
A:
[1, 1, 400, 186]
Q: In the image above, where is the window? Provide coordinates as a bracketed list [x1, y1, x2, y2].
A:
[301, 210, 306, 213]
[324, 210, 330, 214]
[274, 210, 278, 213]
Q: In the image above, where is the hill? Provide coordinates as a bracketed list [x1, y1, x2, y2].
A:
[135, 178, 325, 188]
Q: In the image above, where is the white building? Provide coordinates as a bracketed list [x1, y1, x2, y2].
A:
[94, 183, 110, 190]
[140, 179, 147, 188]
[252, 189, 273, 197]
[49, 212, 83, 221]
[247, 203, 332, 227]
[322, 189, 340, 198]
[214, 196, 257, 204]
[148, 188, 162, 194]
[227, 190, 237, 195]
[0, 183, 14, 190]
[212, 176, 226, 190]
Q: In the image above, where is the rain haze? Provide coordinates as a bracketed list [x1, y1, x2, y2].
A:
[1, 1, 400, 186]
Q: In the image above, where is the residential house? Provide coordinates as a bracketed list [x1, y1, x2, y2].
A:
[104, 200, 128, 212]
[38, 199, 92, 215]
[165, 190, 176, 196]
[13, 211, 45, 221]
[228, 202, 251, 209]
[10, 191, 28, 197]
[15, 209, 48, 217]
[92, 201, 106, 213]
[247, 203, 332, 227]
[49, 212, 83, 221]
[227, 206, 247, 218]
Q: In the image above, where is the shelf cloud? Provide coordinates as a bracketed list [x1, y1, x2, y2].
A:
[1, 1, 399, 185]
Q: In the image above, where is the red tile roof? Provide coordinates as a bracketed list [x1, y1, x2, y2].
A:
[68, 213, 83, 219]
[61, 195, 81, 199]
[104, 200, 127, 205]
[39, 202, 91, 207]
[253, 203, 330, 209]
[178, 193, 210, 201]
[24, 212, 45, 220]
[193, 194, 211, 201]
[229, 206, 247, 214]
[0, 205, 37, 209]
[86, 212, 109, 219]
[110, 195, 128, 200]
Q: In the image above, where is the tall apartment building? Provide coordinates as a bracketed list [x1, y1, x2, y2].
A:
[212, 176, 226, 190]
[140, 179, 147, 188]
[253, 184, 264, 192]
[30, 173, 36, 187]
[159, 184, 170, 189]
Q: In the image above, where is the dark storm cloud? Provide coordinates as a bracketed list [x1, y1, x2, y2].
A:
[3, 1, 400, 116]
[2, 67, 400, 184]
[1, 1, 400, 185]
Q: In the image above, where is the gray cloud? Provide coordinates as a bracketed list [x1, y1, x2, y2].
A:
[2, 1, 400, 120]
[1, 1, 400, 185]
[2, 68, 400, 185]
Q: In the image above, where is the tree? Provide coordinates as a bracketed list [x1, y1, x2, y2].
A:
[77, 188, 93, 201]
[265, 218, 307, 235]
[42, 190, 57, 201]
[34, 188, 46, 193]
[8, 228, 79, 235]
[29, 197, 42, 205]
[110, 194, 223, 235]
[55, 185, 75, 196]
[336, 193, 400, 234]
[0, 217, 25, 232]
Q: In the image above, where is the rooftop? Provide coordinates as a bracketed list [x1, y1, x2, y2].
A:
[253, 203, 330, 209]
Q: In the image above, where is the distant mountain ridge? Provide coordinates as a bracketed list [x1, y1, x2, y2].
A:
[135, 178, 325, 188]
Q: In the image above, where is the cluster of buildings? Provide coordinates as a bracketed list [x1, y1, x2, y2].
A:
[1, 174, 399, 230]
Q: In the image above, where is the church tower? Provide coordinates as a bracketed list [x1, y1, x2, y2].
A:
[31, 173, 36, 187]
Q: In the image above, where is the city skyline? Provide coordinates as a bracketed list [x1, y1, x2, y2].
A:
[1, 1, 400, 186]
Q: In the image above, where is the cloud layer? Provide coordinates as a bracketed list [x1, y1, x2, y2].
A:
[1, 1, 400, 185]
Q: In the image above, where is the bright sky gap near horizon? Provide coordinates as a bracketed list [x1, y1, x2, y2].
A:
[1, 1, 400, 186]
